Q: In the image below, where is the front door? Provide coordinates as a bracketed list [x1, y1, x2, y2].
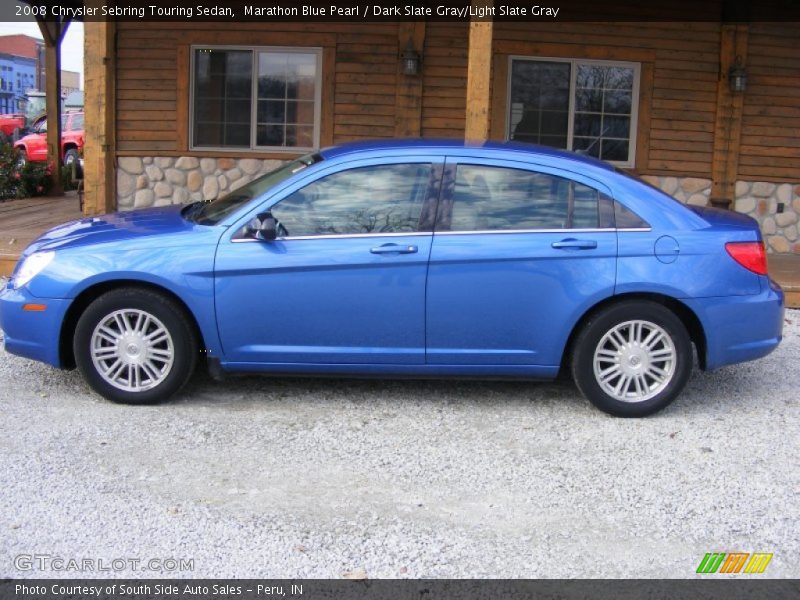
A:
[426, 158, 618, 367]
[214, 159, 441, 365]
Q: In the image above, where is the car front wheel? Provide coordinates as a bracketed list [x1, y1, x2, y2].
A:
[64, 148, 79, 167]
[73, 288, 198, 404]
[571, 301, 692, 417]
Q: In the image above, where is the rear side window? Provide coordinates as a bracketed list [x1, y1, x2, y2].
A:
[614, 201, 650, 228]
[448, 164, 609, 231]
[271, 163, 432, 237]
[69, 113, 84, 130]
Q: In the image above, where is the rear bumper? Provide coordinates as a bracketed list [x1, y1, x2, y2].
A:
[0, 285, 69, 368]
[684, 278, 784, 371]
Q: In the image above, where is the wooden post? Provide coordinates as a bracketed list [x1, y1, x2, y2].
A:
[464, 1, 494, 142]
[36, 19, 68, 196]
[83, 15, 116, 215]
[709, 23, 748, 209]
[394, 22, 426, 137]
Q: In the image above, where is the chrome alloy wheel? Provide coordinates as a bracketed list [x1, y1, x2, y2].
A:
[592, 320, 677, 403]
[90, 309, 175, 392]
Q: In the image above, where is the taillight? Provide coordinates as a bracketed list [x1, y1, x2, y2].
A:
[725, 241, 768, 275]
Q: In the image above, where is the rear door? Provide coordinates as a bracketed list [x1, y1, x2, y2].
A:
[426, 157, 617, 367]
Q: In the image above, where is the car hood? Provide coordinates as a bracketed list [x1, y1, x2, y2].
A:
[25, 204, 199, 255]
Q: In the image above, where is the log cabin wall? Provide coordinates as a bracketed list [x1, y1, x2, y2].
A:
[106, 20, 799, 252]
[733, 23, 800, 253]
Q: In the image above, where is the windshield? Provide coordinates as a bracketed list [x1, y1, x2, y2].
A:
[191, 153, 323, 225]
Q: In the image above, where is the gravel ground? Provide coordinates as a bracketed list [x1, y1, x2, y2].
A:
[0, 304, 798, 579]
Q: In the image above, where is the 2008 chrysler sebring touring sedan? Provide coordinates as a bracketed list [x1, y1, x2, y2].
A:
[0, 141, 784, 416]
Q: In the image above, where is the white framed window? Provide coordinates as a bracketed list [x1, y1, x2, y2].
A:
[507, 57, 640, 167]
[190, 45, 322, 152]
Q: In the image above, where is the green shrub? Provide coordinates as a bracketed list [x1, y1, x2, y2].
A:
[18, 160, 53, 198]
[0, 143, 20, 200]
[0, 143, 55, 199]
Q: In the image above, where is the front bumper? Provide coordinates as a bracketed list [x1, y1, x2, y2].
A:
[684, 278, 785, 371]
[0, 284, 71, 367]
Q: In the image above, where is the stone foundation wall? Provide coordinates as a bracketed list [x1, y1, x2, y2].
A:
[116, 156, 285, 210]
[641, 175, 799, 254]
[639, 175, 713, 206]
[733, 181, 800, 254]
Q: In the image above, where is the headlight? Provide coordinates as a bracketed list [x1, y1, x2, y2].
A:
[13, 251, 54, 289]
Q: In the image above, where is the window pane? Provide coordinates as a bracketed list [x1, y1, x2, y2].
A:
[575, 89, 603, 112]
[193, 49, 252, 148]
[256, 124, 283, 147]
[571, 182, 600, 228]
[573, 63, 635, 163]
[603, 90, 631, 114]
[508, 60, 570, 149]
[603, 115, 630, 138]
[271, 164, 431, 236]
[601, 139, 629, 162]
[572, 137, 601, 159]
[450, 165, 602, 231]
[256, 51, 318, 148]
[605, 67, 634, 90]
[573, 113, 601, 137]
[258, 99, 285, 123]
[614, 200, 649, 229]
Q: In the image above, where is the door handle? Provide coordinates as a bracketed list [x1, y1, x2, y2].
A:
[370, 244, 418, 255]
[551, 238, 598, 250]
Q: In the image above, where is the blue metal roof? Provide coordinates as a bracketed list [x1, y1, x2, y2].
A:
[319, 138, 614, 171]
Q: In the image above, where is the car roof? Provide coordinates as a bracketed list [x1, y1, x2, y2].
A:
[319, 139, 614, 171]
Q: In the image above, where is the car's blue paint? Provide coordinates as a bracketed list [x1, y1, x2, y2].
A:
[214, 233, 433, 364]
[0, 286, 70, 366]
[0, 140, 784, 381]
[682, 279, 784, 370]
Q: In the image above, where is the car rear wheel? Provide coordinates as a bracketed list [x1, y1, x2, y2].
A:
[571, 300, 692, 417]
[15, 149, 26, 168]
[74, 288, 198, 404]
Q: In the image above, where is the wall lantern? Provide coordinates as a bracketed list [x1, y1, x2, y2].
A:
[400, 39, 421, 76]
[728, 57, 747, 93]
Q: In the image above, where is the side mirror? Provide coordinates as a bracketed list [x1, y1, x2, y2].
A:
[246, 211, 277, 241]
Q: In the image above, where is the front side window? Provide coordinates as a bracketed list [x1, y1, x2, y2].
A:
[69, 113, 84, 130]
[192, 46, 321, 151]
[271, 163, 432, 237]
[508, 58, 639, 166]
[448, 164, 610, 232]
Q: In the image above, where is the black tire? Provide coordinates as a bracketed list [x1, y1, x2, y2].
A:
[73, 288, 198, 404]
[16, 149, 26, 168]
[64, 148, 79, 166]
[571, 300, 692, 417]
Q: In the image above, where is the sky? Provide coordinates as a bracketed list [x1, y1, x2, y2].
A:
[0, 7, 84, 89]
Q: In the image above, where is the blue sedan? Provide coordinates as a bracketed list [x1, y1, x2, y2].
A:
[0, 141, 784, 416]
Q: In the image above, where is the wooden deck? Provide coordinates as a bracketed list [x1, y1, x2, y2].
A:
[769, 254, 800, 310]
[0, 196, 798, 308]
[0, 194, 84, 277]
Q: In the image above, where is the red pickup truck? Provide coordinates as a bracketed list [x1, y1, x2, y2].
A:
[14, 111, 84, 166]
[0, 113, 25, 144]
